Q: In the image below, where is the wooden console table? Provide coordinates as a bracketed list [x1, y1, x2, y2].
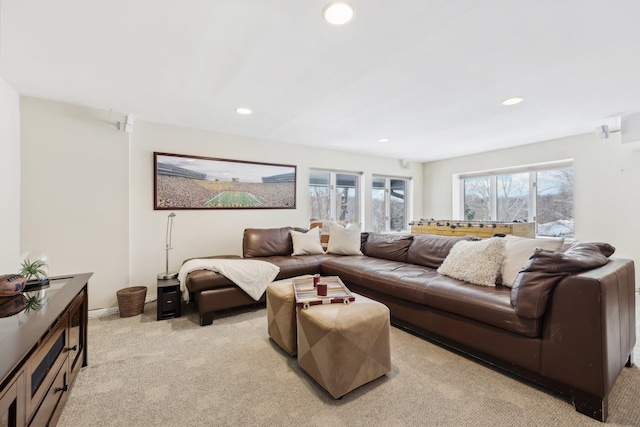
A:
[0, 272, 92, 427]
[411, 220, 535, 238]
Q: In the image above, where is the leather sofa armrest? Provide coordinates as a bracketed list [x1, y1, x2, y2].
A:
[540, 258, 635, 399]
[511, 243, 614, 318]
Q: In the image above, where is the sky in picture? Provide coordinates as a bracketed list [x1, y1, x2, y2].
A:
[159, 155, 294, 183]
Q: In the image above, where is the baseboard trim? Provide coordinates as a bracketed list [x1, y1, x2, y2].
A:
[88, 307, 118, 318]
[88, 296, 157, 318]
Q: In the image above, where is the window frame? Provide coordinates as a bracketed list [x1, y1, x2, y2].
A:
[309, 168, 363, 226]
[371, 175, 412, 233]
[455, 160, 573, 237]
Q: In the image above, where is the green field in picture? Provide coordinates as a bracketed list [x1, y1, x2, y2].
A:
[205, 191, 266, 207]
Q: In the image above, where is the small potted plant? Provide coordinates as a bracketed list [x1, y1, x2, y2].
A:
[19, 253, 49, 286]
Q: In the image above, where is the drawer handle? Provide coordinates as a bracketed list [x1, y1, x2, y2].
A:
[56, 384, 68, 393]
[66, 345, 78, 352]
[166, 300, 172, 304]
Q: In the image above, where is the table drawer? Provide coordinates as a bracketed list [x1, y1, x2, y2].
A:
[29, 361, 67, 427]
[160, 291, 179, 311]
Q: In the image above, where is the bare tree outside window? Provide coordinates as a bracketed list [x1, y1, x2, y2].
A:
[336, 174, 357, 223]
[390, 179, 407, 231]
[371, 177, 409, 232]
[461, 164, 573, 238]
[536, 167, 574, 237]
[372, 178, 386, 232]
[309, 170, 360, 224]
[309, 171, 331, 220]
[464, 177, 491, 221]
[497, 173, 529, 222]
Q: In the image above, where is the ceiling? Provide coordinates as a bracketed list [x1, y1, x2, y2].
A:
[1, 1, 639, 162]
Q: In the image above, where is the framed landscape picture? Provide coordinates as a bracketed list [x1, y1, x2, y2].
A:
[154, 152, 296, 210]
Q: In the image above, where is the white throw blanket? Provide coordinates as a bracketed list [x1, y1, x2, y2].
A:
[177, 258, 280, 302]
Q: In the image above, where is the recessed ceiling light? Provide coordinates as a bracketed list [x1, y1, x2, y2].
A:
[323, 2, 355, 25]
[502, 97, 524, 106]
[378, 138, 390, 143]
[235, 107, 252, 115]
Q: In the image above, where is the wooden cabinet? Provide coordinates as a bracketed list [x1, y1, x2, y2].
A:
[0, 373, 25, 427]
[0, 273, 91, 427]
[66, 293, 87, 385]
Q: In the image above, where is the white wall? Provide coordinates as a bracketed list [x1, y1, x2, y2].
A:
[0, 77, 21, 272]
[423, 133, 640, 287]
[130, 120, 423, 297]
[19, 98, 422, 308]
[20, 97, 130, 309]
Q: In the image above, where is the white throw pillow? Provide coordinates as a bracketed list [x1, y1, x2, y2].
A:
[437, 237, 506, 287]
[500, 235, 564, 287]
[326, 223, 362, 255]
[291, 228, 325, 255]
[309, 220, 347, 251]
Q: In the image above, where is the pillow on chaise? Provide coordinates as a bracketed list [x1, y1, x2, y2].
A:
[499, 235, 564, 287]
[326, 223, 363, 255]
[437, 237, 506, 287]
[290, 228, 325, 255]
[511, 242, 615, 318]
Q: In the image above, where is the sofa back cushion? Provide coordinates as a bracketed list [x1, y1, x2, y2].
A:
[499, 235, 564, 287]
[243, 227, 303, 258]
[406, 234, 478, 269]
[363, 233, 414, 262]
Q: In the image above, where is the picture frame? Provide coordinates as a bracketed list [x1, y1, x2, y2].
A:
[154, 152, 296, 210]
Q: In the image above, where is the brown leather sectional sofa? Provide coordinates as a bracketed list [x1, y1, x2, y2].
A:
[183, 226, 636, 422]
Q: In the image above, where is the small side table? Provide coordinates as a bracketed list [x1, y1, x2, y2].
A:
[157, 277, 181, 321]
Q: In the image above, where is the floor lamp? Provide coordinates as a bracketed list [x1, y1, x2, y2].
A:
[158, 212, 178, 279]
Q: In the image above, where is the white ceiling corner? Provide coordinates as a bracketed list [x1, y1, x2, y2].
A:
[1, 0, 639, 162]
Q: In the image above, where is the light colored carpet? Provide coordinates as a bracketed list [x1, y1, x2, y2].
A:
[58, 297, 640, 427]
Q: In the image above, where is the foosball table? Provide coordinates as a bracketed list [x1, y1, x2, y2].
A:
[410, 219, 535, 238]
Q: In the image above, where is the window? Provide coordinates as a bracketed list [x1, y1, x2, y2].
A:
[372, 177, 410, 232]
[460, 161, 574, 238]
[309, 170, 360, 224]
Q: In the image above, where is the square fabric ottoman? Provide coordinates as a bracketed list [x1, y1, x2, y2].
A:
[297, 293, 391, 398]
[266, 277, 301, 356]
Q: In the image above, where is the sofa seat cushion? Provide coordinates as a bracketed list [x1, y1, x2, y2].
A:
[320, 256, 541, 337]
[261, 255, 328, 279]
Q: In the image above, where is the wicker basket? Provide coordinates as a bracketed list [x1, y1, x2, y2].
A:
[116, 286, 147, 317]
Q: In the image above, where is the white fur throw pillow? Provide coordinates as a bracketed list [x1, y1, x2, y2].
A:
[500, 235, 564, 287]
[437, 237, 506, 287]
[291, 228, 325, 255]
[326, 223, 362, 255]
